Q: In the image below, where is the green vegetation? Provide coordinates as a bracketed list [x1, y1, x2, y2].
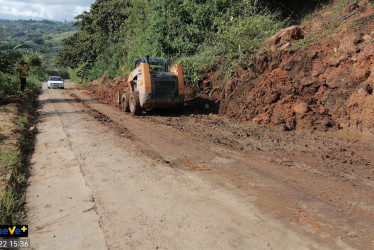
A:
[0, 134, 6, 143]
[0, 19, 76, 74]
[15, 117, 30, 128]
[0, 20, 44, 221]
[0, 20, 77, 56]
[0, 150, 21, 170]
[59, 0, 325, 84]
[0, 110, 35, 224]
[0, 149, 25, 224]
[0, 19, 76, 98]
[0, 66, 42, 98]
[289, 0, 359, 52]
[0, 187, 26, 224]
[0, 48, 42, 97]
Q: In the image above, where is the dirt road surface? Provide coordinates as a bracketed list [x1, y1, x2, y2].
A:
[26, 81, 374, 249]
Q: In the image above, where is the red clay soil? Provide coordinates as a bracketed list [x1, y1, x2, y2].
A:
[86, 0, 374, 133]
[86, 76, 128, 104]
[203, 0, 374, 133]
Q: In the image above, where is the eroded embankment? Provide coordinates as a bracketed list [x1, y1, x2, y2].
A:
[201, 0, 374, 132]
[82, 1, 374, 134]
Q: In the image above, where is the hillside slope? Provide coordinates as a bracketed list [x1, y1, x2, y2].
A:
[201, 0, 374, 133]
[83, 0, 374, 134]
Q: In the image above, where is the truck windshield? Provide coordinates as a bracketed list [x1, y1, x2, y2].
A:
[50, 77, 62, 81]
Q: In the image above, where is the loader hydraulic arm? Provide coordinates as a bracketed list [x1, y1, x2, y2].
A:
[170, 65, 184, 94]
[126, 63, 151, 93]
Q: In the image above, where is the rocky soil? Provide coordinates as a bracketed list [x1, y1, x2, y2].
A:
[204, 0, 374, 133]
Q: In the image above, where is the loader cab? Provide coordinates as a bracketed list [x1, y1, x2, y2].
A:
[134, 57, 168, 72]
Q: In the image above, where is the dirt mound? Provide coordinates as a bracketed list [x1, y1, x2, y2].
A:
[86, 76, 128, 104]
[199, 0, 374, 132]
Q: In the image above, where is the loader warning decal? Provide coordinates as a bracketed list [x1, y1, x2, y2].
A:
[132, 69, 142, 77]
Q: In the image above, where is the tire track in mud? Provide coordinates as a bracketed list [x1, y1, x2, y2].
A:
[67, 87, 374, 248]
[142, 113, 374, 215]
[68, 92, 176, 168]
[70, 93, 135, 141]
[67, 92, 268, 177]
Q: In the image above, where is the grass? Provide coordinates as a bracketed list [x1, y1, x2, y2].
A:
[288, 0, 359, 52]
[0, 95, 36, 224]
[0, 149, 25, 224]
[289, 17, 350, 52]
[0, 150, 21, 169]
[47, 30, 77, 43]
[0, 187, 26, 224]
[15, 117, 30, 128]
[0, 134, 6, 144]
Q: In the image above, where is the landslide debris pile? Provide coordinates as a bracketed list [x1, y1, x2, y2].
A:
[85, 0, 374, 133]
[202, 0, 374, 132]
[86, 76, 127, 102]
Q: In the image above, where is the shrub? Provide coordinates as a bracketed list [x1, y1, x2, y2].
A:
[0, 72, 41, 99]
[0, 50, 22, 75]
[215, 13, 284, 58]
[0, 72, 19, 98]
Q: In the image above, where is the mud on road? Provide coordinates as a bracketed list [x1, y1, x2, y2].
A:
[27, 81, 374, 249]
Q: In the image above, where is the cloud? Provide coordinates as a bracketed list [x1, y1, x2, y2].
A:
[0, 0, 94, 21]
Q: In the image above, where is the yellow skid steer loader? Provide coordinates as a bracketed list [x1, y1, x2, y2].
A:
[118, 56, 184, 115]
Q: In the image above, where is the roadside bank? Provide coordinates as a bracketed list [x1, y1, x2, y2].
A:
[0, 89, 39, 224]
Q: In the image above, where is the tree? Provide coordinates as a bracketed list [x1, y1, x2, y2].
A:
[28, 55, 42, 67]
[0, 50, 22, 74]
[32, 38, 45, 45]
[58, 0, 321, 82]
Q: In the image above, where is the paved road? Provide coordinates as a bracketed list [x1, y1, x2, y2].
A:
[26, 81, 368, 249]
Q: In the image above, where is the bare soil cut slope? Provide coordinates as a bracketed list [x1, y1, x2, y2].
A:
[204, 0, 374, 132]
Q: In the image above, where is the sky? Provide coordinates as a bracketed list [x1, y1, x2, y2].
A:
[0, 0, 95, 21]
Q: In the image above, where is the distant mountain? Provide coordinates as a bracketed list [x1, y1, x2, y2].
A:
[0, 19, 12, 23]
[0, 19, 77, 51]
[0, 19, 78, 71]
